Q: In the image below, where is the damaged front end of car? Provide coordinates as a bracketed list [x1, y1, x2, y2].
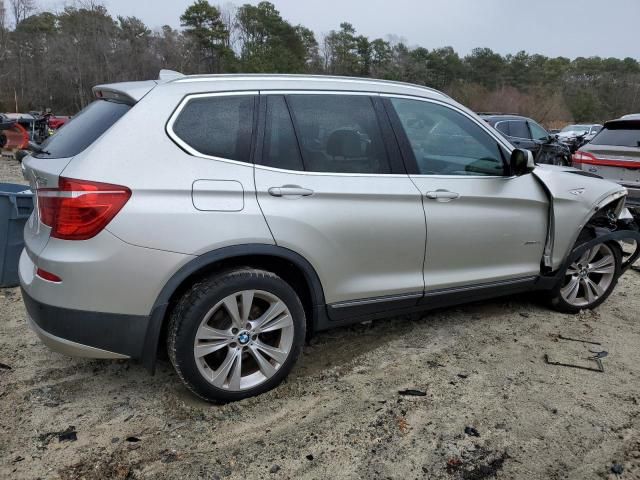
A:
[573, 203, 640, 273]
[532, 166, 640, 290]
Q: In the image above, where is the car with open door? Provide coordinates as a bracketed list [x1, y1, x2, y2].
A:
[19, 72, 640, 402]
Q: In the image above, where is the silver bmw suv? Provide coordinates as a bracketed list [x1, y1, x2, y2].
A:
[19, 72, 640, 402]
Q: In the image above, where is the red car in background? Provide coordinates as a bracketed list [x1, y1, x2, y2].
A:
[47, 115, 70, 130]
[0, 112, 70, 151]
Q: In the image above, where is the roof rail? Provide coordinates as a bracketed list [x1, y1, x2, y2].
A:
[171, 73, 450, 99]
[158, 70, 185, 82]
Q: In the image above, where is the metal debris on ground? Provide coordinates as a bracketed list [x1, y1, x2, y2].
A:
[557, 334, 601, 345]
[545, 334, 608, 373]
[544, 354, 605, 373]
[398, 389, 427, 396]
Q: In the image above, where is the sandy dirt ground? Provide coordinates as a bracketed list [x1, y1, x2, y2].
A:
[1, 158, 639, 480]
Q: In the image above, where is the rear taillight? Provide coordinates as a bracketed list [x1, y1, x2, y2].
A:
[38, 177, 131, 240]
[572, 150, 597, 165]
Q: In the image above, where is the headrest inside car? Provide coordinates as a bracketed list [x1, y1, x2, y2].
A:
[326, 129, 362, 158]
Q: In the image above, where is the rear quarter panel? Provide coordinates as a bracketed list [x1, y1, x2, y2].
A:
[59, 85, 274, 256]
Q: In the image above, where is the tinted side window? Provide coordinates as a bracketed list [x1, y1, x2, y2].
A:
[263, 96, 303, 171]
[528, 121, 549, 141]
[495, 122, 510, 136]
[591, 127, 640, 147]
[286, 95, 390, 174]
[172, 95, 254, 162]
[508, 121, 530, 139]
[390, 98, 505, 176]
[35, 100, 130, 159]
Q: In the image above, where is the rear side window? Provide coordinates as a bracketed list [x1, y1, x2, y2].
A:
[286, 95, 391, 174]
[591, 126, 640, 148]
[495, 122, 510, 136]
[35, 100, 130, 159]
[508, 120, 530, 139]
[172, 95, 255, 162]
[528, 121, 549, 141]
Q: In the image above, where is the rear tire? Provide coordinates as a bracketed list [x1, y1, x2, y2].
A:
[167, 268, 306, 403]
[548, 240, 621, 313]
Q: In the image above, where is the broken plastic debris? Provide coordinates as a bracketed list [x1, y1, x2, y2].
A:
[398, 389, 427, 396]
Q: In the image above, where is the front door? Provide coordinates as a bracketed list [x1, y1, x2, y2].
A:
[254, 93, 426, 308]
[384, 96, 549, 292]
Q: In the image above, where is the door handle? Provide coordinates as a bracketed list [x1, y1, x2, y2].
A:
[425, 190, 460, 201]
[268, 186, 314, 197]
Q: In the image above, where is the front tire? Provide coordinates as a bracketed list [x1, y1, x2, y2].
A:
[167, 268, 306, 403]
[549, 241, 621, 313]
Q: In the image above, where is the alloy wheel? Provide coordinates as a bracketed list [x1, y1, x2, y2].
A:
[560, 243, 616, 307]
[193, 290, 294, 391]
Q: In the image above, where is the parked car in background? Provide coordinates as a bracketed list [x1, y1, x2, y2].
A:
[480, 114, 571, 165]
[19, 73, 640, 402]
[47, 115, 70, 130]
[0, 114, 29, 151]
[0, 114, 16, 148]
[0, 111, 70, 149]
[574, 118, 640, 209]
[557, 124, 603, 152]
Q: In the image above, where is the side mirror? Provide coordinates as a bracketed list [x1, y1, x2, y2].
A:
[510, 148, 535, 176]
[15, 150, 29, 163]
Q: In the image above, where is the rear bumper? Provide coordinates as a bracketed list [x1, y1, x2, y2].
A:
[22, 287, 150, 359]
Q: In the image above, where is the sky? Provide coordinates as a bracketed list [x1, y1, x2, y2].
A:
[38, 0, 640, 59]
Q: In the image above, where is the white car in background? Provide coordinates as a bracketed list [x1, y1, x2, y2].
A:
[558, 124, 603, 143]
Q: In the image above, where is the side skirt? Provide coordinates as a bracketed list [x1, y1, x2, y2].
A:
[318, 276, 540, 331]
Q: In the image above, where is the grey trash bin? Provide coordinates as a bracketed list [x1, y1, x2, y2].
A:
[0, 183, 34, 287]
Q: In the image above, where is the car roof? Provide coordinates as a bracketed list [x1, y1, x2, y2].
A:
[94, 72, 452, 105]
[478, 114, 530, 122]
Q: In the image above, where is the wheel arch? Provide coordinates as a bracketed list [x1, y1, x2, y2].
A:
[141, 244, 327, 373]
[538, 199, 640, 291]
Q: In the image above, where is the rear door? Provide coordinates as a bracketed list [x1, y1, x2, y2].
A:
[384, 96, 549, 292]
[254, 92, 426, 311]
[507, 120, 538, 153]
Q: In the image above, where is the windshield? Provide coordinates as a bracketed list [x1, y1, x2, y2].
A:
[561, 125, 589, 133]
[34, 100, 131, 159]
